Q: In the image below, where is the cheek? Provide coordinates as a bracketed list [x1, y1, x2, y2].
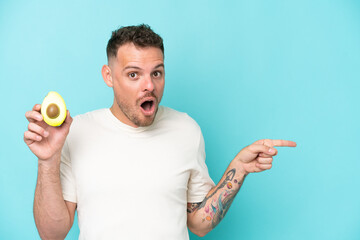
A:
[156, 80, 165, 93]
[116, 81, 142, 104]
[113, 81, 124, 97]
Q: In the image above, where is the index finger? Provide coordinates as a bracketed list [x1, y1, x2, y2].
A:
[271, 139, 297, 147]
[33, 104, 41, 111]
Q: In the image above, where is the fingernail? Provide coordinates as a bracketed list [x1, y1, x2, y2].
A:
[44, 131, 49, 137]
[268, 148, 274, 153]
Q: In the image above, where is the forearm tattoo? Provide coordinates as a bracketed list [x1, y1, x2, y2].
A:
[188, 168, 246, 229]
[187, 202, 202, 213]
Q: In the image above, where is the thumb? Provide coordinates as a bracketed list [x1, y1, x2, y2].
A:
[61, 110, 73, 129]
[240, 144, 276, 163]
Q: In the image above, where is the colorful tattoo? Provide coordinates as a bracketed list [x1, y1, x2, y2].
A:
[188, 168, 246, 229]
[187, 202, 202, 213]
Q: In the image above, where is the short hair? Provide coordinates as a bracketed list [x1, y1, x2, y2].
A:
[106, 24, 164, 61]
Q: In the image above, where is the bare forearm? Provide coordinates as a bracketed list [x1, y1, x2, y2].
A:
[188, 160, 247, 236]
[34, 155, 71, 239]
[187, 139, 297, 236]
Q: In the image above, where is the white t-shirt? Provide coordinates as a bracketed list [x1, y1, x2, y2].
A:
[60, 106, 215, 240]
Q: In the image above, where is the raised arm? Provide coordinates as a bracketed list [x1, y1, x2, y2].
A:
[187, 139, 297, 237]
[24, 104, 75, 239]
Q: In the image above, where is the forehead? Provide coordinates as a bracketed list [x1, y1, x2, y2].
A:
[112, 43, 164, 68]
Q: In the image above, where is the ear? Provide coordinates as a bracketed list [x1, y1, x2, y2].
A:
[101, 64, 113, 87]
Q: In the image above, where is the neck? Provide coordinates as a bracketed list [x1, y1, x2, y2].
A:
[110, 102, 139, 128]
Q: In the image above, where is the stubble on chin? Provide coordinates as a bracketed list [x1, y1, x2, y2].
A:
[116, 100, 158, 127]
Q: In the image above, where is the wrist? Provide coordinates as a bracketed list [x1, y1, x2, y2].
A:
[38, 152, 61, 167]
[231, 159, 249, 176]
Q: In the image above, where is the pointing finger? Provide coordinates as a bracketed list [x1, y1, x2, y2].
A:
[254, 139, 297, 147]
[271, 140, 297, 147]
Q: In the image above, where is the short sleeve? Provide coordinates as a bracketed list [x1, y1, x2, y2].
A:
[187, 130, 215, 203]
[60, 138, 77, 203]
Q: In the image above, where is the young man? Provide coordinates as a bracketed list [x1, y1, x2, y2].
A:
[24, 24, 296, 239]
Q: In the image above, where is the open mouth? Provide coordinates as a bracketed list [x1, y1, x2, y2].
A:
[140, 99, 156, 116]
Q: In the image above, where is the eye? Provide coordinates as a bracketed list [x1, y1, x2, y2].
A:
[128, 72, 138, 79]
[152, 71, 162, 78]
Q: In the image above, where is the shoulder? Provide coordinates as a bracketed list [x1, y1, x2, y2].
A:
[158, 106, 202, 135]
[72, 108, 107, 121]
[71, 108, 107, 126]
[67, 108, 108, 137]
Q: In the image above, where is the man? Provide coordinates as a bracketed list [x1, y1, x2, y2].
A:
[24, 24, 296, 239]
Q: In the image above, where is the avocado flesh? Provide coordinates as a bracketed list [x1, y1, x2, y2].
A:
[41, 91, 67, 127]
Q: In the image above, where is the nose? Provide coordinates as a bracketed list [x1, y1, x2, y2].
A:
[142, 74, 154, 92]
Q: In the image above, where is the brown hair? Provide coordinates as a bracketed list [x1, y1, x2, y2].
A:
[106, 24, 164, 61]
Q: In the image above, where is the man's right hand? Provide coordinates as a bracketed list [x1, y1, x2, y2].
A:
[24, 104, 73, 162]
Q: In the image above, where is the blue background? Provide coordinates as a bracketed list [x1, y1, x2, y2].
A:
[1, 0, 360, 239]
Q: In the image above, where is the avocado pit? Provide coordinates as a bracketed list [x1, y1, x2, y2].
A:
[46, 103, 60, 119]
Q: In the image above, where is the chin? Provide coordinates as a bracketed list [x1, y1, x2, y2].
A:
[137, 116, 156, 127]
[130, 113, 156, 127]
[136, 105, 159, 127]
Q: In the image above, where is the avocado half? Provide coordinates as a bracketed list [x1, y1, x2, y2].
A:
[41, 91, 67, 127]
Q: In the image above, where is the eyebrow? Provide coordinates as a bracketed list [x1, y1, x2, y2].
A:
[123, 66, 141, 72]
[154, 63, 165, 69]
[123, 63, 164, 72]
